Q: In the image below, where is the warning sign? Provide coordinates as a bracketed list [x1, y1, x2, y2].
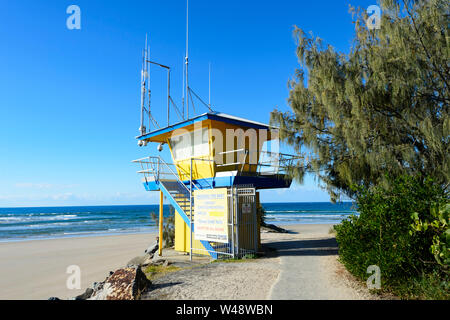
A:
[194, 188, 228, 243]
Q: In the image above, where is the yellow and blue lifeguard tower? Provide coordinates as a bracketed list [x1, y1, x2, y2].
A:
[133, 112, 297, 259]
[133, 39, 296, 260]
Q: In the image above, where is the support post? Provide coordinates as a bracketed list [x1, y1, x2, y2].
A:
[234, 187, 239, 258]
[190, 157, 193, 261]
[159, 190, 163, 256]
[231, 187, 235, 259]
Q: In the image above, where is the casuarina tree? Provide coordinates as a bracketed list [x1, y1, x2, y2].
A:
[271, 0, 449, 201]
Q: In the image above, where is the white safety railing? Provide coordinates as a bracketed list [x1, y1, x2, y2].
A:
[216, 149, 300, 175]
[132, 156, 183, 184]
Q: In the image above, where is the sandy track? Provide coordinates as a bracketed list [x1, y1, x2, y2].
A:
[142, 256, 280, 300]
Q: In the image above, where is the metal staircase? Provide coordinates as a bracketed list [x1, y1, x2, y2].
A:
[158, 179, 193, 226]
[133, 156, 217, 259]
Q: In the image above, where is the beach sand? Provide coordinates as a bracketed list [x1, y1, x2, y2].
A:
[0, 233, 157, 300]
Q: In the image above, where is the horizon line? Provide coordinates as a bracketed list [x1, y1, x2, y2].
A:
[0, 200, 355, 209]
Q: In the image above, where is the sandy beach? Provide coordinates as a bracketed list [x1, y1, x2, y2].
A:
[0, 224, 375, 300]
[0, 233, 157, 300]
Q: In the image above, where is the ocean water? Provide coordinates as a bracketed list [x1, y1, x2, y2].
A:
[262, 202, 357, 225]
[0, 202, 357, 242]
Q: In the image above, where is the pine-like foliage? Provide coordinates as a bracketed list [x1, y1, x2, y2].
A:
[271, 0, 449, 201]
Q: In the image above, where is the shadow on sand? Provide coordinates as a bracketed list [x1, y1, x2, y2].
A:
[148, 281, 183, 290]
[265, 237, 339, 256]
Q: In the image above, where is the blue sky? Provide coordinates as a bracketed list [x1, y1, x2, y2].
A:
[0, 0, 374, 207]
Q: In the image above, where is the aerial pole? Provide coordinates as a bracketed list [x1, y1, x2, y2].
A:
[185, 0, 189, 120]
[209, 62, 211, 109]
[146, 42, 151, 132]
[145, 58, 171, 127]
[167, 67, 171, 126]
[182, 56, 185, 120]
[139, 35, 148, 136]
[139, 48, 144, 135]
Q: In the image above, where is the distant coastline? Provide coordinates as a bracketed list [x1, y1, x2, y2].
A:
[0, 202, 356, 243]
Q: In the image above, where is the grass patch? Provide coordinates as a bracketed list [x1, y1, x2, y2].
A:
[386, 272, 449, 300]
[211, 253, 259, 263]
[328, 225, 336, 235]
[144, 264, 181, 281]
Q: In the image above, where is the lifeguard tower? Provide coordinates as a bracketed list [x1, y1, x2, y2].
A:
[132, 29, 297, 260]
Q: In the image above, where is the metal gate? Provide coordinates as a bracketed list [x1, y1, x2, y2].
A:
[190, 186, 258, 259]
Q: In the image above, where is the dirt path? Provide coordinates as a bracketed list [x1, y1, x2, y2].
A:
[142, 256, 280, 300]
[265, 225, 375, 299]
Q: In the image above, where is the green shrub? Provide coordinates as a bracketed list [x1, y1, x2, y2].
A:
[151, 206, 175, 248]
[257, 202, 266, 225]
[393, 270, 449, 300]
[335, 176, 447, 291]
[411, 202, 450, 268]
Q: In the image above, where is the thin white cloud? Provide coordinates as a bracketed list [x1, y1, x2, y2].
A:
[13, 182, 79, 189]
[0, 191, 158, 207]
[14, 182, 53, 189]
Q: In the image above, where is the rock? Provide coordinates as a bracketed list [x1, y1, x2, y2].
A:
[261, 223, 289, 233]
[92, 281, 103, 292]
[89, 267, 151, 300]
[75, 287, 94, 300]
[48, 297, 60, 301]
[144, 237, 159, 255]
[152, 251, 164, 263]
[126, 254, 153, 267]
[150, 258, 170, 267]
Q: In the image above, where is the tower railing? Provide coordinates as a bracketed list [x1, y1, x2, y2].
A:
[133, 150, 299, 186]
[132, 156, 213, 189]
[216, 149, 300, 175]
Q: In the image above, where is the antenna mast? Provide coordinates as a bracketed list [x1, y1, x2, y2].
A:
[147, 42, 152, 131]
[139, 35, 148, 136]
[185, 0, 189, 120]
[209, 62, 211, 108]
[182, 56, 185, 120]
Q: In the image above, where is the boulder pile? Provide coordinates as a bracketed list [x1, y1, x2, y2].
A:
[74, 266, 151, 300]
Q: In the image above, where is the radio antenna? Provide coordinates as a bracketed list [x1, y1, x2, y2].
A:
[139, 35, 148, 135]
[182, 56, 185, 120]
[208, 62, 211, 109]
[185, 0, 189, 119]
[147, 41, 151, 131]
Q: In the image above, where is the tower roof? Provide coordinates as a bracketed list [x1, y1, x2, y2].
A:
[136, 112, 274, 141]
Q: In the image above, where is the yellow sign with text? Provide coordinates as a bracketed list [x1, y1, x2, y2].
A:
[194, 188, 228, 243]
